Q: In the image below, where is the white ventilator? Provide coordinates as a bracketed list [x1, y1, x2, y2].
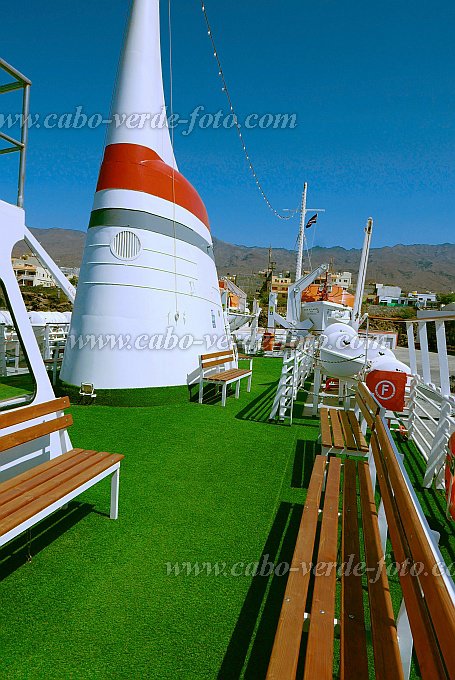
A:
[61, 0, 226, 389]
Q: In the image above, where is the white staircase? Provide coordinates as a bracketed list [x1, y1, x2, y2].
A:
[269, 335, 315, 424]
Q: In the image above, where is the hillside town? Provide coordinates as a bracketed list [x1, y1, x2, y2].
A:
[10, 250, 450, 316]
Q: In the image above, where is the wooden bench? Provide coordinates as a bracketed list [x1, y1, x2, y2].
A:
[267, 416, 455, 678]
[319, 382, 380, 456]
[0, 397, 124, 550]
[199, 349, 252, 407]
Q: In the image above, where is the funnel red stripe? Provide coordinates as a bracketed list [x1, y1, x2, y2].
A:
[96, 143, 210, 230]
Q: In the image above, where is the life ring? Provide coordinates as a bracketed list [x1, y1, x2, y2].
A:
[445, 432, 455, 521]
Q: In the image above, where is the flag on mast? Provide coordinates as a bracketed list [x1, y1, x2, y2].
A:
[305, 213, 318, 229]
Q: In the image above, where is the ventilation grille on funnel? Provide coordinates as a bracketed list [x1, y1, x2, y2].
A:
[110, 231, 141, 260]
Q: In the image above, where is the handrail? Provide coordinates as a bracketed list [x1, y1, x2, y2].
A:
[379, 412, 455, 603]
[0, 58, 31, 85]
[0, 57, 31, 207]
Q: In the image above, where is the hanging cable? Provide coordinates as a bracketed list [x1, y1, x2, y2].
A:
[199, 1, 300, 221]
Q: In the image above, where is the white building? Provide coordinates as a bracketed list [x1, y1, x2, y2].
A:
[400, 292, 437, 307]
[375, 283, 402, 300]
[60, 267, 80, 278]
[332, 271, 352, 290]
[12, 257, 55, 288]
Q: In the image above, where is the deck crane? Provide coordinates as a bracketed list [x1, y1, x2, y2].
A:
[268, 263, 330, 334]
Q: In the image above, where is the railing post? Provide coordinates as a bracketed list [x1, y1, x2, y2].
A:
[422, 401, 452, 488]
[406, 322, 417, 376]
[418, 322, 431, 385]
[0, 324, 6, 377]
[435, 320, 451, 397]
[44, 324, 51, 360]
[407, 376, 419, 439]
[397, 600, 413, 680]
[17, 83, 31, 208]
[312, 363, 321, 416]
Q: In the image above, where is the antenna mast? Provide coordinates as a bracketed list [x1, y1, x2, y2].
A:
[295, 183, 325, 281]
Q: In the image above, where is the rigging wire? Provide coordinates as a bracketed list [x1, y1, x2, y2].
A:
[168, 0, 179, 317]
[199, 1, 300, 221]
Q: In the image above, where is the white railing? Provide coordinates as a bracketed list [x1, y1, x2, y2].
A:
[269, 335, 315, 423]
[407, 375, 455, 487]
[376, 410, 455, 677]
[1, 321, 69, 379]
[43, 323, 69, 360]
[406, 310, 454, 397]
[403, 311, 454, 488]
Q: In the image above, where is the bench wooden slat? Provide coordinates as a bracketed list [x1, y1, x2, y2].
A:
[356, 395, 375, 428]
[0, 448, 85, 497]
[0, 414, 73, 454]
[202, 357, 233, 369]
[200, 350, 234, 362]
[358, 382, 380, 417]
[0, 452, 124, 537]
[329, 409, 345, 450]
[347, 410, 369, 451]
[304, 457, 341, 680]
[205, 368, 251, 382]
[370, 433, 447, 679]
[339, 410, 358, 450]
[0, 397, 70, 430]
[0, 451, 114, 522]
[341, 460, 369, 679]
[358, 461, 404, 679]
[266, 455, 327, 680]
[0, 449, 96, 508]
[375, 417, 455, 677]
[320, 408, 332, 448]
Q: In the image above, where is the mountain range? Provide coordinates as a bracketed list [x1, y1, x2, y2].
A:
[12, 228, 455, 293]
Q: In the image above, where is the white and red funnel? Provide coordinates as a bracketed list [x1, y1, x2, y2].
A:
[61, 0, 225, 390]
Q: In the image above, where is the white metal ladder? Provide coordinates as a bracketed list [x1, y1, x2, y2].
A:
[269, 336, 315, 424]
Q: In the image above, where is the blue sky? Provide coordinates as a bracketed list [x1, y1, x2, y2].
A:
[1, 0, 454, 250]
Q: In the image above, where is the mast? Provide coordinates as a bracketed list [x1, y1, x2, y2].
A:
[295, 184, 325, 281]
[351, 217, 373, 330]
[295, 183, 307, 281]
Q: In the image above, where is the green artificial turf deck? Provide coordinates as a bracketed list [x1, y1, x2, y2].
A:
[0, 373, 35, 404]
[0, 358, 453, 679]
[0, 358, 310, 679]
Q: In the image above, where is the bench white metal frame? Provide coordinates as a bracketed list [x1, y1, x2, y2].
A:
[0, 397, 124, 551]
[0, 462, 121, 548]
[199, 349, 252, 406]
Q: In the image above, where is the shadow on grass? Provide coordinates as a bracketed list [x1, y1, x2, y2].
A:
[291, 383, 312, 421]
[190, 382, 237, 406]
[235, 382, 279, 423]
[218, 501, 304, 680]
[0, 501, 93, 582]
[292, 439, 321, 489]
